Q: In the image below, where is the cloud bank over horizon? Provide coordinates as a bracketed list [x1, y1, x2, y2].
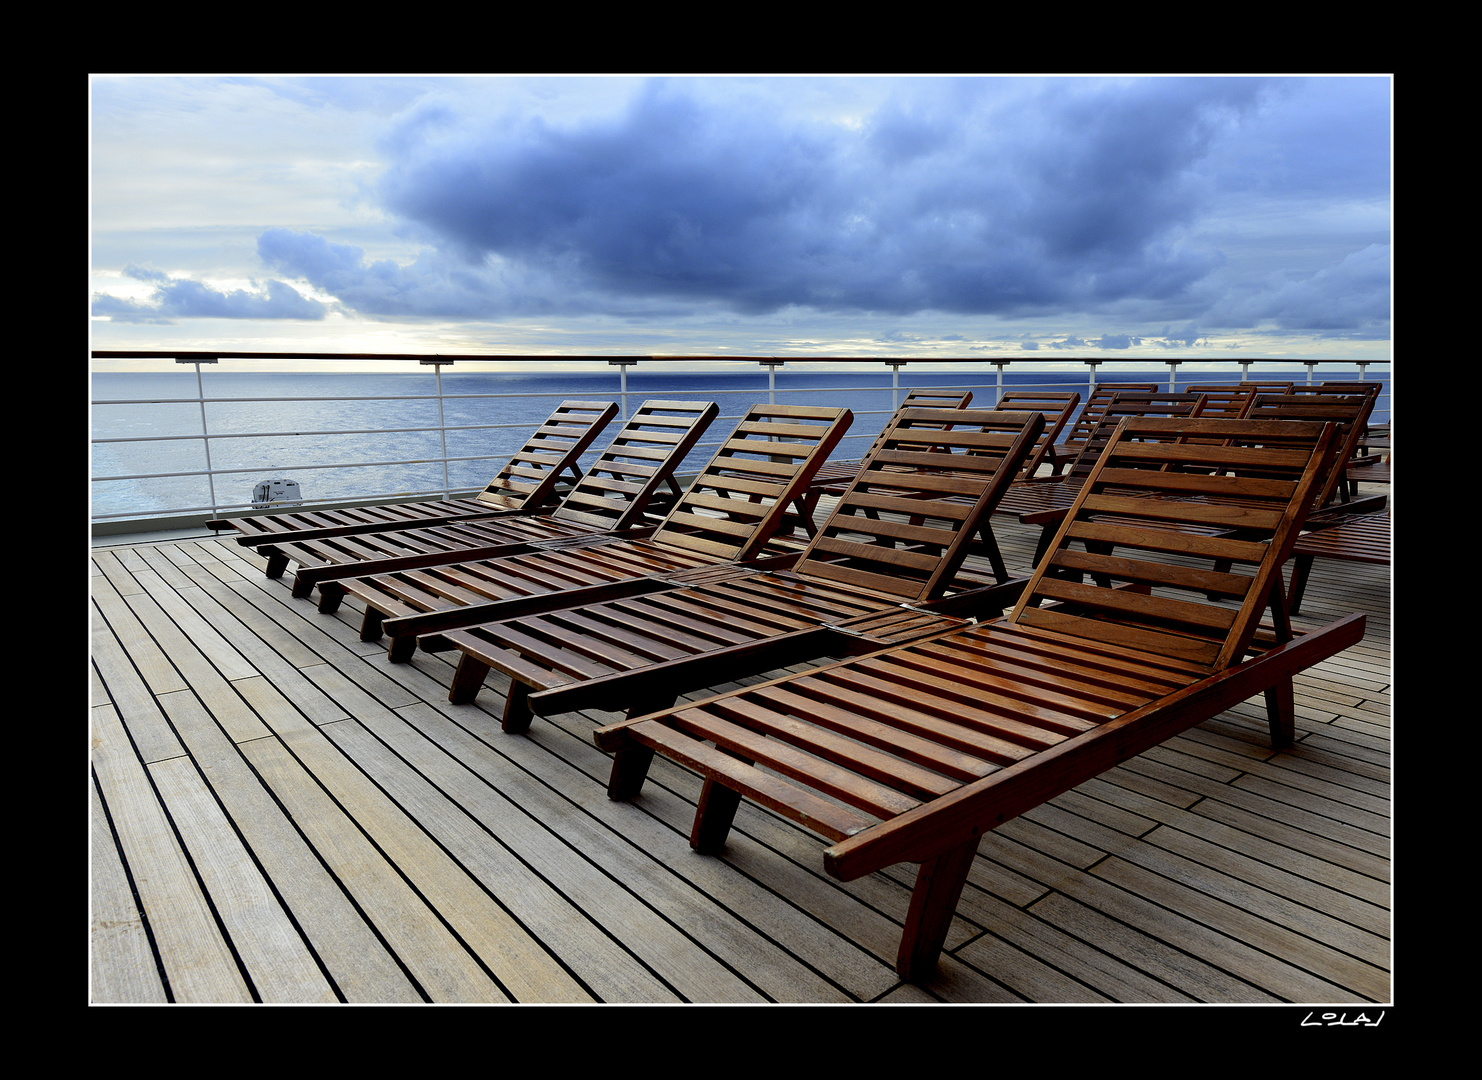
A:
[90, 75, 1392, 356]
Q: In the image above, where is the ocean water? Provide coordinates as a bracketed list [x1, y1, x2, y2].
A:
[90, 367, 1391, 520]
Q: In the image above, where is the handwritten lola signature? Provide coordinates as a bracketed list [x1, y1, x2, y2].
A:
[1302, 1011, 1385, 1027]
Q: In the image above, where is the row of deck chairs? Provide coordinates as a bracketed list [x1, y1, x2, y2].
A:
[208, 399, 624, 544]
[211, 388, 1376, 983]
[213, 381, 1381, 596]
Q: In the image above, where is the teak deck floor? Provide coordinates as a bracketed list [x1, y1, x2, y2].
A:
[90, 500, 1392, 1005]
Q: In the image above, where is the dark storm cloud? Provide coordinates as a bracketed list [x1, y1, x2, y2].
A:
[93, 264, 327, 323]
[139, 74, 1384, 344]
[263, 78, 1297, 322]
[1203, 243, 1391, 332]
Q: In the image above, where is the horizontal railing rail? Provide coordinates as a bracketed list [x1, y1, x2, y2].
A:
[90, 351, 1391, 531]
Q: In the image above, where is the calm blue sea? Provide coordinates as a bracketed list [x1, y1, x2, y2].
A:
[90, 368, 1391, 519]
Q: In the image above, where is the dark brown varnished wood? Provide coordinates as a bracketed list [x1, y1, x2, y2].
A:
[439, 407, 1047, 726]
[1286, 511, 1391, 614]
[274, 401, 717, 595]
[208, 400, 620, 545]
[327, 404, 855, 659]
[593, 415, 1367, 982]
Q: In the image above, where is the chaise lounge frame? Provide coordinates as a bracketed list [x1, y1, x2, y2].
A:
[265, 400, 718, 597]
[207, 399, 620, 547]
[433, 406, 1047, 730]
[319, 404, 856, 661]
[590, 415, 1365, 982]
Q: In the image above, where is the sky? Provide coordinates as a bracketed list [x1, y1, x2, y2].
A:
[88, 75, 1392, 369]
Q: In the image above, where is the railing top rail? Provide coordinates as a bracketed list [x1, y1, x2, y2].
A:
[91, 350, 1391, 367]
[91, 351, 1390, 533]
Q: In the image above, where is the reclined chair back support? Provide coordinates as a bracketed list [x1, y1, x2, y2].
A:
[267, 400, 718, 594]
[435, 407, 1047, 730]
[324, 404, 854, 661]
[805, 389, 974, 500]
[208, 400, 620, 544]
[992, 390, 1081, 480]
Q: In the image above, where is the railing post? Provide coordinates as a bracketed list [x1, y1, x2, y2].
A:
[993, 362, 1007, 405]
[888, 362, 903, 412]
[421, 356, 452, 500]
[760, 359, 783, 406]
[612, 360, 632, 419]
[1084, 359, 1101, 399]
[1304, 362, 1318, 386]
[176, 355, 219, 516]
[1241, 361, 1251, 383]
[1165, 360, 1180, 392]
[1356, 362, 1369, 382]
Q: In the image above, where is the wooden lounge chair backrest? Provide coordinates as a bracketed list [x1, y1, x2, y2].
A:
[1008, 415, 1341, 672]
[1245, 389, 1377, 509]
[473, 399, 620, 510]
[646, 404, 853, 563]
[1058, 383, 1161, 457]
[806, 390, 973, 495]
[854, 388, 974, 462]
[993, 390, 1081, 479]
[791, 407, 1046, 602]
[1060, 391, 1209, 483]
[545, 400, 719, 533]
[893, 388, 976, 410]
[1184, 384, 1257, 419]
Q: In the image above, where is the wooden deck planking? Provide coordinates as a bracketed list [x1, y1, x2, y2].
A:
[90, 495, 1392, 1004]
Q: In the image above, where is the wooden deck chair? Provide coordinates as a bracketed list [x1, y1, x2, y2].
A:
[805, 389, 974, 499]
[207, 399, 619, 545]
[1227, 380, 1295, 395]
[1051, 390, 1384, 592]
[590, 414, 1363, 982]
[895, 388, 1084, 571]
[316, 405, 854, 662]
[432, 407, 1047, 731]
[814, 394, 1071, 583]
[1314, 380, 1385, 488]
[992, 390, 1081, 480]
[1245, 389, 1379, 515]
[1184, 384, 1257, 419]
[1285, 510, 1390, 614]
[994, 391, 1211, 562]
[266, 400, 718, 596]
[1054, 383, 1160, 464]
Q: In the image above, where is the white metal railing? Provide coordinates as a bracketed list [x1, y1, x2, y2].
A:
[89, 351, 1392, 531]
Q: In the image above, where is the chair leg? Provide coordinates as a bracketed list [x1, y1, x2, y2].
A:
[1264, 675, 1296, 749]
[896, 837, 979, 982]
[387, 633, 417, 664]
[607, 742, 656, 801]
[317, 583, 344, 614]
[502, 680, 535, 733]
[976, 524, 1008, 582]
[1032, 525, 1058, 569]
[691, 777, 743, 854]
[360, 607, 384, 642]
[448, 654, 492, 705]
[1286, 554, 1315, 615]
[264, 550, 289, 579]
[291, 573, 315, 599]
